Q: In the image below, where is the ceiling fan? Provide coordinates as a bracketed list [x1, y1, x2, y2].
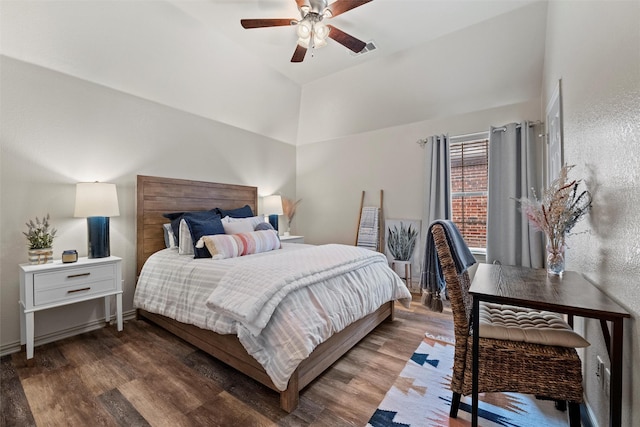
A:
[241, 0, 373, 63]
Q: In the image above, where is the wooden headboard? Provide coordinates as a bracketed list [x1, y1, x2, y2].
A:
[136, 175, 258, 276]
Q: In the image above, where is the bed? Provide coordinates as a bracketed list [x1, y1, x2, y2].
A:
[135, 175, 411, 412]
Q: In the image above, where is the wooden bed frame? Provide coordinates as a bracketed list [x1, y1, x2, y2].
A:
[136, 175, 395, 412]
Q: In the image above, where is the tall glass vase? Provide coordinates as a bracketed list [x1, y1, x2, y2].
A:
[546, 234, 565, 276]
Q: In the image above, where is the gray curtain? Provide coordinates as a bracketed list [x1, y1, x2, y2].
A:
[486, 122, 544, 267]
[419, 135, 451, 288]
[421, 135, 451, 226]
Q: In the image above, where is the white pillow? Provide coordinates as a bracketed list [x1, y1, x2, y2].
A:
[178, 219, 194, 255]
[223, 219, 255, 235]
[162, 223, 176, 248]
[222, 215, 265, 229]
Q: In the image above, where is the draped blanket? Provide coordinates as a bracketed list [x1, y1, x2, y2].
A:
[205, 244, 390, 336]
[421, 220, 476, 312]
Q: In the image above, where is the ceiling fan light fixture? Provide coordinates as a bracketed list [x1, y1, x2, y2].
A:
[313, 35, 327, 48]
[314, 21, 329, 40]
[297, 20, 312, 38]
[297, 36, 310, 48]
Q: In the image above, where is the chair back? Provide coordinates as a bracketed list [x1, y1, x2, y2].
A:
[430, 223, 474, 392]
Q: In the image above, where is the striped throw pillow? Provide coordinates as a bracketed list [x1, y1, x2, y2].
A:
[197, 230, 281, 260]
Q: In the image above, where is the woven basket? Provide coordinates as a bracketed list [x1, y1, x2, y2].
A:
[28, 248, 53, 265]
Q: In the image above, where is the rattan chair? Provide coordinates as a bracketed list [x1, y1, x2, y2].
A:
[430, 223, 583, 427]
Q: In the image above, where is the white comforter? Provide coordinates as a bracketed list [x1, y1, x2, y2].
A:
[134, 243, 411, 391]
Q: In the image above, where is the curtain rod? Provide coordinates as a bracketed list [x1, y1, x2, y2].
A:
[492, 120, 543, 133]
[417, 121, 543, 146]
[450, 131, 488, 140]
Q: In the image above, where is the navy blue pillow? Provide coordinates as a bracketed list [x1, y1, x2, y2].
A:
[184, 215, 225, 258]
[163, 209, 218, 242]
[217, 205, 254, 219]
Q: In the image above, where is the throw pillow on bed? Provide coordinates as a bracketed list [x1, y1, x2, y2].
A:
[216, 204, 254, 219]
[222, 219, 255, 235]
[222, 215, 265, 228]
[183, 215, 226, 258]
[197, 230, 281, 260]
[163, 209, 219, 247]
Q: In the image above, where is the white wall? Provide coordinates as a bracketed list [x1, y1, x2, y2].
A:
[0, 56, 296, 354]
[296, 100, 541, 247]
[542, 1, 640, 426]
[297, 1, 547, 145]
[0, 0, 302, 145]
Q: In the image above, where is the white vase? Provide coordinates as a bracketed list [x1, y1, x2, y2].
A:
[28, 248, 53, 264]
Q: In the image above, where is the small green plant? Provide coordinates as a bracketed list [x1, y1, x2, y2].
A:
[23, 214, 57, 249]
[387, 222, 418, 261]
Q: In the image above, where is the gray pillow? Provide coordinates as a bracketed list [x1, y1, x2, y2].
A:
[254, 222, 280, 240]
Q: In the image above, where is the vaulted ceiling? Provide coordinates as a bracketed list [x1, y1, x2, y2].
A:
[1, 0, 548, 145]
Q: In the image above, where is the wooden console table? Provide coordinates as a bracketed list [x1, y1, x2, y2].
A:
[469, 263, 630, 427]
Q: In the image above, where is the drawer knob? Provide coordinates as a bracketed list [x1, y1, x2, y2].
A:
[67, 272, 91, 279]
[67, 287, 91, 294]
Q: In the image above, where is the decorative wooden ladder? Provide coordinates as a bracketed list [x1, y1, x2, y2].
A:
[355, 190, 384, 252]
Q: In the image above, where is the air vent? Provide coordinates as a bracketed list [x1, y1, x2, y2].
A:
[351, 40, 377, 56]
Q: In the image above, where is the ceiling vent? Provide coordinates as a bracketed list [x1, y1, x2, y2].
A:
[351, 40, 377, 56]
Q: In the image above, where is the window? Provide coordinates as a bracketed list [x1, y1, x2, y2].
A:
[450, 134, 489, 250]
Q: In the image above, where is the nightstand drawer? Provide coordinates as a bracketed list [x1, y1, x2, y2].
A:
[33, 264, 117, 306]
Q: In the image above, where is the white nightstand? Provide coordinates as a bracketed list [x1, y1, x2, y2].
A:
[280, 235, 304, 244]
[19, 256, 123, 359]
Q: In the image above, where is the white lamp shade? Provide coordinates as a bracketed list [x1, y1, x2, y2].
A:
[315, 22, 329, 40]
[263, 195, 283, 216]
[74, 182, 120, 217]
[297, 20, 312, 38]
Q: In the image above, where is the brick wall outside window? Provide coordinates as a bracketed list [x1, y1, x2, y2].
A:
[450, 139, 488, 248]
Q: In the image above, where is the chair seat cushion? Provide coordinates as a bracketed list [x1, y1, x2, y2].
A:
[478, 303, 590, 348]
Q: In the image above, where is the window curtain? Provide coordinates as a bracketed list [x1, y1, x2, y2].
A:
[420, 135, 451, 227]
[418, 135, 451, 306]
[486, 122, 544, 267]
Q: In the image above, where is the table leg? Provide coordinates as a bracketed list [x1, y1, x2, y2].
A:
[104, 295, 111, 324]
[472, 297, 480, 426]
[25, 312, 34, 359]
[609, 318, 624, 427]
[405, 264, 411, 288]
[116, 293, 123, 331]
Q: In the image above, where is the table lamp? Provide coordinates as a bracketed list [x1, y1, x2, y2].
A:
[263, 195, 283, 232]
[74, 182, 120, 258]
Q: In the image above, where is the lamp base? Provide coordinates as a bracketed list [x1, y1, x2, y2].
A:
[268, 214, 279, 232]
[87, 217, 110, 258]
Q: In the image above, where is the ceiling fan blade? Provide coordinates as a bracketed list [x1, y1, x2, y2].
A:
[241, 18, 295, 29]
[327, 0, 373, 18]
[291, 44, 307, 62]
[327, 25, 366, 53]
[294, 0, 306, 9]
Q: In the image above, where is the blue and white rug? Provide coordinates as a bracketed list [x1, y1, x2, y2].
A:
[367, 335, 569, 427]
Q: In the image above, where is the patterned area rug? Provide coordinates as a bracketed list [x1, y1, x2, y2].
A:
[367, 335, 569, 427]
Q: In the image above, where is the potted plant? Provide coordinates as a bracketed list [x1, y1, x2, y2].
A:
[24, 214, 57, 264]
[387, 222, 418, 262]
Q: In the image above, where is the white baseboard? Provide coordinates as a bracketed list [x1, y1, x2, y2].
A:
[0, 309, 138, 357]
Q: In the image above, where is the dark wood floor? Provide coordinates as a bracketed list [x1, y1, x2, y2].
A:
[1, 297, 454, 427]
